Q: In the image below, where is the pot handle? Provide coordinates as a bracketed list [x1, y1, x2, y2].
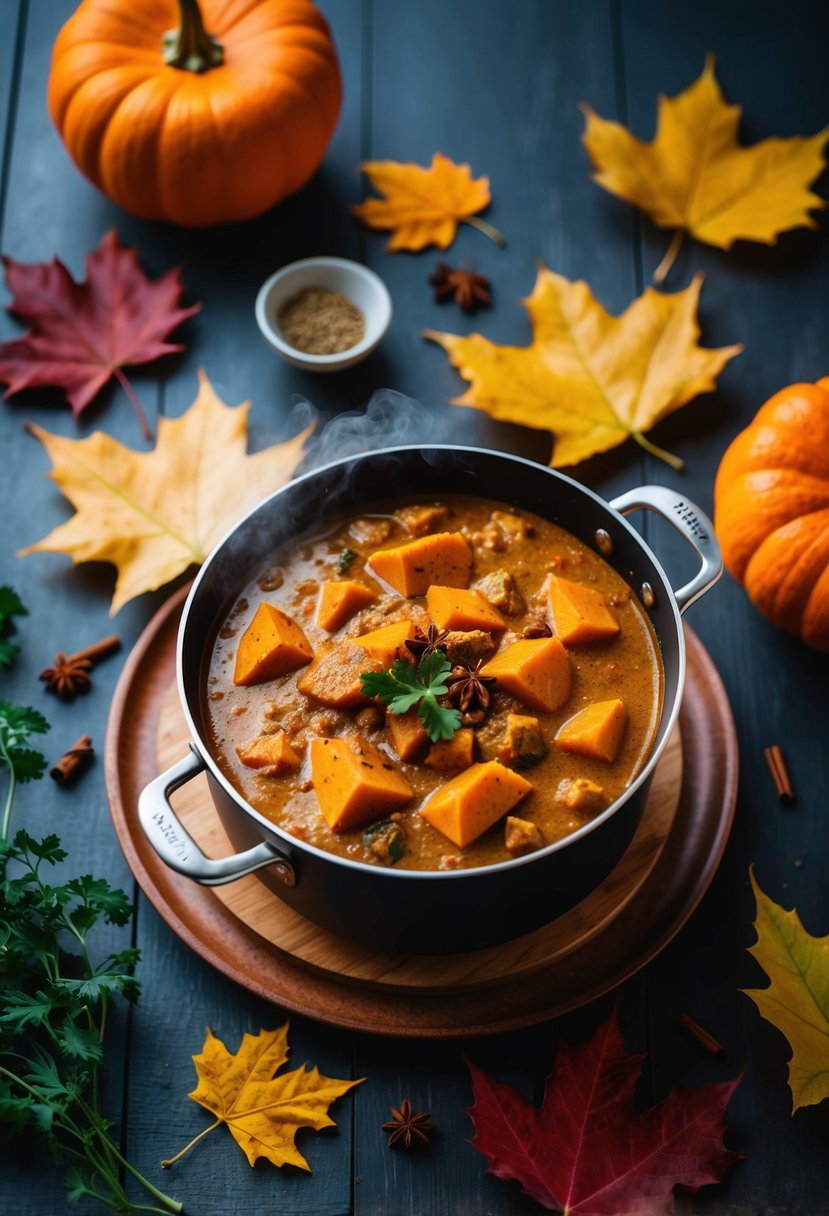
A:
[137, 747, 296, 888]
[609, 485, 722, 614]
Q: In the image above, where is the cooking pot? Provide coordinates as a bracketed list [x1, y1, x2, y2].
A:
[138, 446, 721, 953]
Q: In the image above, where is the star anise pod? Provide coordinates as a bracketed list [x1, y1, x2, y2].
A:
[446, 660, 497, 714]
[382, 1099, 436, 1150]
[429, 262, 492, 313]
[39, 653, 93, 699]
[405, 623, 449, 663]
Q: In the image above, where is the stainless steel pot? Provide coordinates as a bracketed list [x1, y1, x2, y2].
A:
[138, 447, 721, 953]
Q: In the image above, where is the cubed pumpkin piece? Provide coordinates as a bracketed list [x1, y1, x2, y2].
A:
[317, 580, 376, 632]
[367, 532, 473, 597]
[504, 815, 544, 857]
[353, 620, 415, 667]
[425, 728, 475, 771]
[387, 710, 429, 762]
[236, 731, 300, 775]
[233, 603, 314, 686]
[548, 576, 620, 645]
[426, 585, 507, 634]
[481, 637, 571, 713]
[555, 699, 628, 762]
[419, 760, 533, 848]
[310, 736, 413, 832]
[297, 641, 373, 709]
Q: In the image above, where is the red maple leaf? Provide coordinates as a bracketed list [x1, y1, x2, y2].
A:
[467, 1007, 742, 1215]
[0, 229, 199, 440]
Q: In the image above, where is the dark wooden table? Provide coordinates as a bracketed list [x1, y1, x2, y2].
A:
[2, 1, 829, 1212]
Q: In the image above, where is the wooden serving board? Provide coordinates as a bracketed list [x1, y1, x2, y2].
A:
[105, 586, 738, 1036]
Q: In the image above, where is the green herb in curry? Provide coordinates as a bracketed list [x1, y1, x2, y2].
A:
[360, 651, 461, 742]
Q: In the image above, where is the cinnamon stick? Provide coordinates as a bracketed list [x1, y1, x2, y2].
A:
[69, 634, 122, 665]
[50, 736, 94, 786]
[763, 744, 794, 801]
[678, 1012, 725, 1058]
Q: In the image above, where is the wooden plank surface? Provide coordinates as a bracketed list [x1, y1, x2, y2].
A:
[0, 0, 828, 1213]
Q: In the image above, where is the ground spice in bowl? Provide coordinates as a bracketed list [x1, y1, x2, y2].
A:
[277, 286, 366, 355]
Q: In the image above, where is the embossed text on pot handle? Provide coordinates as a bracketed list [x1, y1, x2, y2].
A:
[137, 746, 295, 888]
[610, 485, 722, 615]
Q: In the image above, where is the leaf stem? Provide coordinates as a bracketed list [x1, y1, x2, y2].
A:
[113, 368, 154, 442]
[461, 214, 507, 248]
[0, 729, 16, 844]
[162, 1117, 222, 1168]
[632, 430, 685, 471]
[653, 230, 684, 284]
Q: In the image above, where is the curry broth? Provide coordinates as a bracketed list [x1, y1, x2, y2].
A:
[204, 496, 663, 871]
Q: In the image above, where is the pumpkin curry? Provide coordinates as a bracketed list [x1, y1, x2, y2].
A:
[205, 496, 663, 871]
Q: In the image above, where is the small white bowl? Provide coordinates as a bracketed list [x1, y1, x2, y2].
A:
[255, 256, 392, 372]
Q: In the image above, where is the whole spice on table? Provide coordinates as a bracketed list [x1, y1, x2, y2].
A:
[678, 1012, 725, 1058]
[39, 633, 121, 699]
[429, 262, 492, 313]
[382, 1099, 436, 1150]
[763, 744, 794, 801]
[50, 734, 94, 786]
[277, 287, 365, 355]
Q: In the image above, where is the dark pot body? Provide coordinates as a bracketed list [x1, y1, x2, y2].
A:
[139, 446, 719, 954]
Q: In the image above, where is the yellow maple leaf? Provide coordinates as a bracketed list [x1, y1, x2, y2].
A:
[425, 266, 741, 469]
[352, 152, 504, 250]
[582, 55, 829, 281]
[19, 371, 313, 614]
[743, 870, 829, 1112]
[162, 1025, 362, 1171]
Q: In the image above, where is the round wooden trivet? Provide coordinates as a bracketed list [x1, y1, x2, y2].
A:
[105, 586, 738, 1037]
[155, 687, 681, 992]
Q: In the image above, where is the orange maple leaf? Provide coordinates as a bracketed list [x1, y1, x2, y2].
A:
[352, 152, 504, 250]
[425, 266, 741, 470]
[582, 55, 829, 281]
[163, 1025, 362, 1172]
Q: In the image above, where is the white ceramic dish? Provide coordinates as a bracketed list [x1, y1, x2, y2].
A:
[254, 256, 392, 372]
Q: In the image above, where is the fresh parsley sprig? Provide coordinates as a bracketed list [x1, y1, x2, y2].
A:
[360, 651, 461, 742]
[0, 585, 27, 671]
[0, 590, 181, 1215]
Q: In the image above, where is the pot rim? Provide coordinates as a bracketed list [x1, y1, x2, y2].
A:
[177, 444, 686, 881]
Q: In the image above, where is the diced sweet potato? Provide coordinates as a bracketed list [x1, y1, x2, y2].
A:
[481, 637, 571, 713]
[497, 714, 547, 770]
[236, 731, 300, 775]
[555, 699, 628, 762]
[419, 760, 533, 848]
[395, 504, 448, 536]
[233, 603, 314, 686]
[353, 620, 415, 666]
[367, 532, 473, 597]
[310, 735, 413, 832]
[297, 641, 373, 709]
[317, 580, 376, 632]
[475, 569, 526, 616]
[555, 777, 607, 814]
[504, 815, 544, 857]
[387, 709, 429, 762]
[425, 728, 475, 771]
[548, 576, 620, 645]
[426, 585, 506, 633]
[443, 630, 497, 667]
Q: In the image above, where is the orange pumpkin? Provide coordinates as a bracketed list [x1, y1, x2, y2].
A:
[47, 0, 342, 227]
[714, 377, 829, 652]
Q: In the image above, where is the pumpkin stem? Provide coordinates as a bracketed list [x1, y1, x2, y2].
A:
[163, 0, 224, 74]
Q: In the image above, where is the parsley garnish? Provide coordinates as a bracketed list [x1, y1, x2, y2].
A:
[338, 547, 358, 573]
[0, 591, 181, 1215]
[0, 585, 26, 672]
[360, 651, 461, 742]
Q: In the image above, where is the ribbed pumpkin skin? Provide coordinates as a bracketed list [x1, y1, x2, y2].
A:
[47, 0, 342, 227]
[714, 378, 829, 652]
